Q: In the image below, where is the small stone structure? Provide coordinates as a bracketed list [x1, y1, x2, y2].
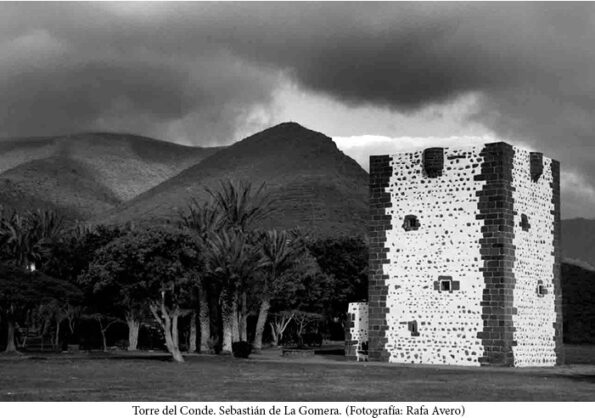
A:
[344, 302, 368, 360]
[364, 142, 563, 367]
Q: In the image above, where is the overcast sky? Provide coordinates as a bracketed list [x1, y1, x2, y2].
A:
[1, 2, 594, 218]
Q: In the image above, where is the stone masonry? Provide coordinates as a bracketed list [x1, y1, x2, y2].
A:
[367, 142, 563, 367]
[344, 302, 369, 360]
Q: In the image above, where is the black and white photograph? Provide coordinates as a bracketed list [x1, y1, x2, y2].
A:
[0, 0, 594, 407]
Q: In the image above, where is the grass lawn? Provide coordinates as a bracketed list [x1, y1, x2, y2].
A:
[0, 345, 594, 401]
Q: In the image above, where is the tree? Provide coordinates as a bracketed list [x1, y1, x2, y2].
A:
[86, 313, 120, 352]
[268, 311, 294, 347]
[177, 199, 221, 353]
[252, 230, 303, 352]
[42, 224, 127, 348]
[207, 180, 274, 347]
[82, 227, 199, 362]
[0, 264, 81, 353]
[0, 209, 64, 270]
[42, 224, 126, 286]
[306, 237, 368, 332]
[206, 180, 274, 233]
[261, 246, 332, 345]
[205, 229, 261, 353]
[291, 311, 324, 347]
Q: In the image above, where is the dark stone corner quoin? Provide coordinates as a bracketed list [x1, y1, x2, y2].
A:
[550, 158, 564, 365]
[474, 142, 516, 366]
[367, 154, 393, 362]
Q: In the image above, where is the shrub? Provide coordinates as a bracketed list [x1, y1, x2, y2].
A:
[232, 341, 252, 358]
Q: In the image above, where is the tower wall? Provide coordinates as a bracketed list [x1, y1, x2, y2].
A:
[345, 302, 369, 360]
[510, 149, 563, 366]
[368, 142, 562, 367]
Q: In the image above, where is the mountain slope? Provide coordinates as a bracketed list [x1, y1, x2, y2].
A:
[562, 218, 595, 267]
[561, 261, 595, 343]
[0, 156, 121, 219]
[101, 122, 369, 237]
[0, 133, 221, 220]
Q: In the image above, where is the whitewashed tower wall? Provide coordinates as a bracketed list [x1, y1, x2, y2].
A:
[368, 142, 563, 367]
[345, 302, 369, 359]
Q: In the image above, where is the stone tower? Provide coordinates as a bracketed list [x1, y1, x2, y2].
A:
[368, 142, 563, 367]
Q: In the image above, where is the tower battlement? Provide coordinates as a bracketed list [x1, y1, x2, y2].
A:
[368, 142, 563, 367]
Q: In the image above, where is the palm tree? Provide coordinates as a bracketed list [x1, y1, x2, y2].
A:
[0, 209, 64, 270]
[253, 230, 302, 352]
[178, 199, 221, 352]
[207, 180, 275, 344]
[205, 229, 261, 353]
[206, 180, 274, 233]
[1, 212, 35, 269]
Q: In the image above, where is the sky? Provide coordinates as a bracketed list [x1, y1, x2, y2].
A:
[1, 2, 594, 218]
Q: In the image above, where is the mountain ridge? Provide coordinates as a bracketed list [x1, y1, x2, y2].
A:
[0, 132, 223, 220]
[2, 123, 594, 258]
[99, 122, 370, 237]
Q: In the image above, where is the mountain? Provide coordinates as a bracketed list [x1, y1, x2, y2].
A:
[101, 122, 369, 237]
[0, 133, 221, 220]
[562, 218, 595, 268]
[0, 156, 121, 219]
[561, 261, 595, 344]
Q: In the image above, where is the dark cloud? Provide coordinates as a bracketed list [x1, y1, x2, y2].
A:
[1, 3, 594, 216]
[0, 2, 281, 144]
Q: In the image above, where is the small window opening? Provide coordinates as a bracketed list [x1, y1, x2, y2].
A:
[537, 281, 548, 297]
[408, 320, 420, 337]
[434, 275, 459, 292]
[520, 214, 531, 231]
[402, 214, 420, 231]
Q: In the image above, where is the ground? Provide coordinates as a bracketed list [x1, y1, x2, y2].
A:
[0, 345, 594, 401]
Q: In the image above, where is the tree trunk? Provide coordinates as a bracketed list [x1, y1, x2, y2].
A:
[126, 316, 140, 351]
[239, 292, 248, 342]
[172, 313, 180, 352]
[221, 307, 233, 354]
[100, 328, 108, 352]
[199, 287, 210, 352]
[269, 312, 293, 347]
[149, 303, 184, 363]
[188, 313, 197, 353]
[252, 298, 270, 353]
[4, 320, 18, 353]
[54, 319, 61, 350]
[163, 313, 184, 362]
[269, 322, 279, 347]
[231, 298, 240, 343]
